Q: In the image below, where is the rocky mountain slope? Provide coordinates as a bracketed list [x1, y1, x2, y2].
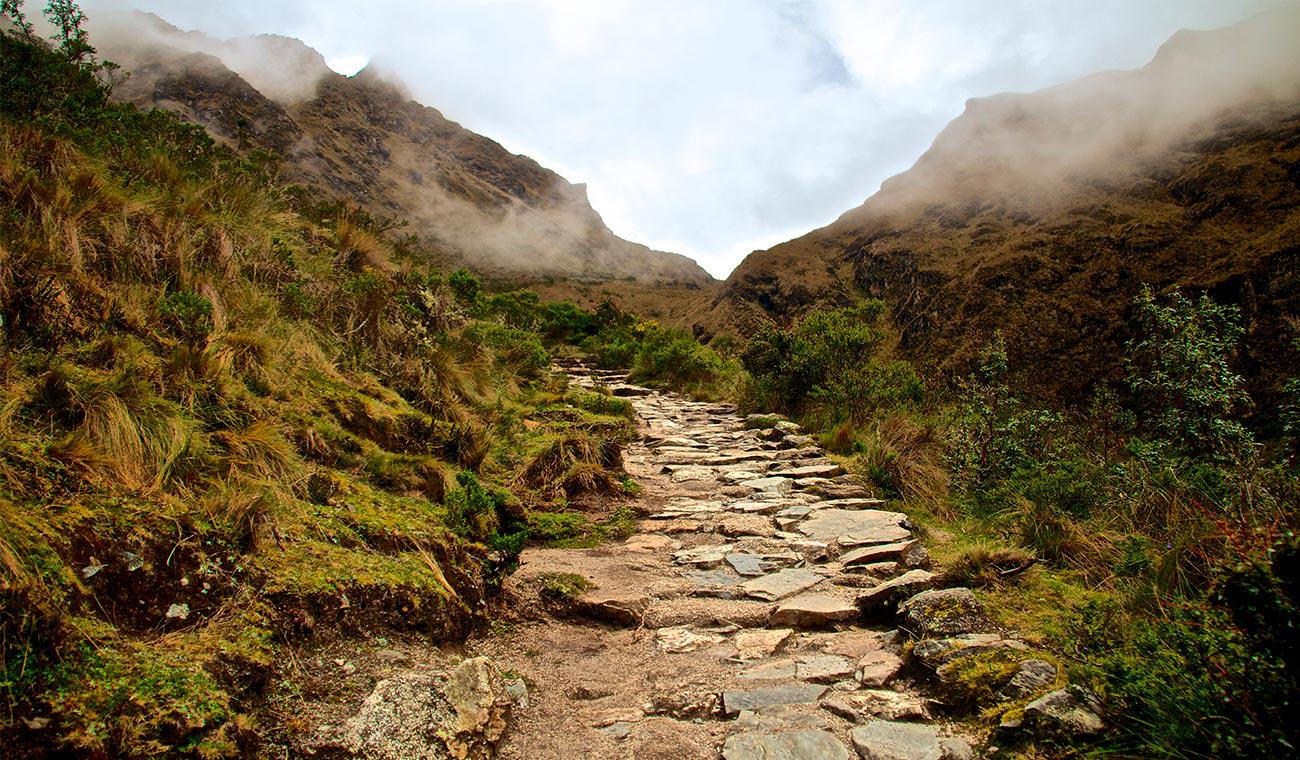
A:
[93, 12, 712, 286]
[702, 9, 1300, 399]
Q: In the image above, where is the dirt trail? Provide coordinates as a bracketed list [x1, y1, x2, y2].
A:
[471, 365, 977, 760]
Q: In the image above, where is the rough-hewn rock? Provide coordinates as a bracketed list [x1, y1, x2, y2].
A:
[856, 651, 905, 687]
[313, 657, 510, 760]
[1015, 688, 1105, 737]
[1002, 659, 1058, 700]
[897, 588, 994, 637]
[856, 570, 936, 618]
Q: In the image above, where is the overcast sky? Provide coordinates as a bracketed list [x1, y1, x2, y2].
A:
[84, 0, 1285, 277]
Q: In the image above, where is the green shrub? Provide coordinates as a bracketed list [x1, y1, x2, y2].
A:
[1069, 596, 1295, 758]
[946, 333, 1060, 491]
[447, 268, 480, 307]
[739, 302, 919, 425]
[630, 324, 732, 394]
[158, 290, 213, 345]
[1126, 286, 1253, 459]
[465, 322, 549, 379]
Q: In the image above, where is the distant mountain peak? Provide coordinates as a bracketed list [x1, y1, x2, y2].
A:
[92, 13, 713, 286]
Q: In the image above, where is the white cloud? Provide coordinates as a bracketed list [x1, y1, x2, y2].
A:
[84, 0, 1286, 277]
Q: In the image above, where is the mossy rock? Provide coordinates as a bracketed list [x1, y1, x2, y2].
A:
[934, 648, 1025, 710]
[898, 587, 996, 637]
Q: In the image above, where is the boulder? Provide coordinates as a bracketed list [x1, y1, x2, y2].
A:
[911, 634, 1027, 670]
[1001, 659, 1057, 700]
[313, 657, 510, 760]
[1013, 688, 1105, 738]
[896, 588, 994, 637]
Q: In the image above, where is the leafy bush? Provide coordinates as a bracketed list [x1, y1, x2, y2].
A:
[630, 324, 736, 397]
[740, 302, 920, 424]
[464, 323, 549, 379]
[158, 290, 214, 346]
[1126, 286, 1253, 459]
[447, 268, 480, 307]
[946, 333, 1060, 491]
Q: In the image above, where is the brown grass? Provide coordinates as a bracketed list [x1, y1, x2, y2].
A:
[857, 415, 951, 511]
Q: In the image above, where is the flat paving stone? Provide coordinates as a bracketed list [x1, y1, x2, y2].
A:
[821, 690, 929, 722]
[726, 553, 778, 577]
[722, 730, 850, 760]
[850, 720, 973, 760]
[672, 544, 736, 568]
[741, 568, 825, 601]
[770, 592, 860, 628]
[733, 628, 794, 661]
[797, 509, 910, 544]
[719, 514, 778, 538]
[739, 476, 795, 494]
[738, 659, 798, 680]
[768, 463, 846, 478]
[840, 540, 919, 566]
[670, 467, 718, 482]
[796, 654, 858, 684]
[722, 684, 829, 716]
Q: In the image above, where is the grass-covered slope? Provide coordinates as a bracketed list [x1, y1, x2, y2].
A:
[0, 19, 679, 756]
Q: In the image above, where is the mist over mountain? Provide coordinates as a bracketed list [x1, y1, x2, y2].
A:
[91, 11, 713, 286]
[703, 6, 1300, 399]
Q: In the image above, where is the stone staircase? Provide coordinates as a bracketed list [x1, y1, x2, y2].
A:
[485, 363, 1090, 759]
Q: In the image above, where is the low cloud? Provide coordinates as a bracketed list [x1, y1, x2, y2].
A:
[83, 0, 1291, 277]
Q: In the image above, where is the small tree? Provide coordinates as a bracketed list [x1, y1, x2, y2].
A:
[946, 331, 1059, 489]
[2, 0, 34, 37]
[1125, 286, 1253, 459]
[43, 0, 93, 62]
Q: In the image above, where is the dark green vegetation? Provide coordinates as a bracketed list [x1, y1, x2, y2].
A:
[734, 293, 1298, 757]
[0, 11, 724, 755]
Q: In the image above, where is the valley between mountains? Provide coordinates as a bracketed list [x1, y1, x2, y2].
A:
[1, 3, 1298, 759]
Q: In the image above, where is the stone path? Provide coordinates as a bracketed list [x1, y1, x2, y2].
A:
[474, 364, 984, 759]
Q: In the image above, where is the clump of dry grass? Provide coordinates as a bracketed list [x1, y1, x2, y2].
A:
[856, 415, 951, 511]
[212, 419, 300, 482]
[939, 542, 1037, 588]
[36, 364, 192, 491]
[521, 434, 625, 498]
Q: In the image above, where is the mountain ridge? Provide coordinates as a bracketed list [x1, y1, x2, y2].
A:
[701, 8, 1300, 400]
[93, 11, 713, 286]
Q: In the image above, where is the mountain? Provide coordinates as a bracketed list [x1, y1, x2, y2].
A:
[702, 9, 1300, 399]
[91, 12, 713, 286]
